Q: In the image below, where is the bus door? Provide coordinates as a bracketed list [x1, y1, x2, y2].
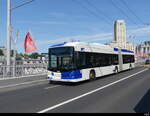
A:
[118, 49, 123, 71]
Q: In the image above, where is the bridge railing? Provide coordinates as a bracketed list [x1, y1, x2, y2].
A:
[135, 57, 147, 67]
[0, 64, 48, 79]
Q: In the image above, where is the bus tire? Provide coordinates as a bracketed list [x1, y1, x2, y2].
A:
[114, 66, 118, 74]
[49, 80, 53, 84]
[89, 70, 96, 81]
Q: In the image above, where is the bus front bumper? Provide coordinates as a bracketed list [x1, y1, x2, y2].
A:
[48, 76, 83, 83]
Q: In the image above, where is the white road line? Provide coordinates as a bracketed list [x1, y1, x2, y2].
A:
[0, 79, 48, 89]
[37, 68, 148, 113]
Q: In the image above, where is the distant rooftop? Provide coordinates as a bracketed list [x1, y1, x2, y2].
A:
[0, 46, 5, 48]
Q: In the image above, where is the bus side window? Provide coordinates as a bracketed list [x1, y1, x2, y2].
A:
[76, 52, 86, 69]
[95, 53, 101, 67]
[86, 53, 92, 68]
[113, 54, 119, 65]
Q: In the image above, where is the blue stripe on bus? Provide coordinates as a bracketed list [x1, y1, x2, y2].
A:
[114, 48, 119, 51]
[114, 48, 134, 53]
[121, 49, 134, 53]
[51, 42, 67, 47]
[61, 70, 82, 79]
[81, 48, 85, 51]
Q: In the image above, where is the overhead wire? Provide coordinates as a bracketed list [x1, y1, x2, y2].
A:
[109, 0, 147, 42]
[120, 0, 145, 25]
[71, 0, 112, 26]
[109, 0, 138, 26]
[84, 0, 113, 24]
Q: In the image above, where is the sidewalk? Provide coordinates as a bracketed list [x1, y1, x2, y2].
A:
[0, 74, 47, 88]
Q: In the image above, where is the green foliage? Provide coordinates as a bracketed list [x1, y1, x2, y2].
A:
[16, 53, 24, 57]
[0, 49, 4, 56]
[16, 52, 41, 59]
[29, 52, 40, 59]
[24, 54, 29, 58]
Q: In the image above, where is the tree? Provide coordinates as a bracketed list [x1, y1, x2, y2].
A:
[29, 52, 40, 59]
[0, 49, 4, 56]
[16, 52, 41, 59]
[16, 53, 23, 57]
[24, 54, 29, 59]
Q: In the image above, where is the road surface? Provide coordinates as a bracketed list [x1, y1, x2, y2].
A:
[0, 66, 149, 113]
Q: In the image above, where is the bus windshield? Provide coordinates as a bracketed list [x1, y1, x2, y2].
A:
[48, 47, 75, 72]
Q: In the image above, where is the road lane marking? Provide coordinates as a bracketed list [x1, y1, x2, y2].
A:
[44, 85, 61, 89]
[0, 79, 48, 89]
[37, 68, 148, 113]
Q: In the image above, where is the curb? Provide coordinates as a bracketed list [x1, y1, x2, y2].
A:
[0, 73, 47, 81]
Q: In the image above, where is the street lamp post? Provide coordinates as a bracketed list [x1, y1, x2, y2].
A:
[6, 0, 35, 74]
[6, 0, 11, 67]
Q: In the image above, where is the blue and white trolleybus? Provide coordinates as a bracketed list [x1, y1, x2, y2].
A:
[47, 42, 135, 83]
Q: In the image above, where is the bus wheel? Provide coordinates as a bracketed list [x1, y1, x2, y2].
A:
[115, 67, 118, 74]
[89, 70, 96, 81]
[49, 80, 53, 84]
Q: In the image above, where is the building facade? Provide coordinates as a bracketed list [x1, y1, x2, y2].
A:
[107, 20, 134, 51]
[136, 41, 150, 54]
[114, 20, 127, 48]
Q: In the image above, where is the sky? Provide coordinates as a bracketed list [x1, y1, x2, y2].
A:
[0, 0, 150, 54]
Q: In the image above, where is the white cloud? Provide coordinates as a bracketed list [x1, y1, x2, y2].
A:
[48, 12, 66, 18]
[17, 21, 35, 24]
[127, 26, 150, 37]
[37, 25, 150, 47]
[36, 32, 113, 46]
[17, 20, 66, 25]
[40, 21, 66, 25]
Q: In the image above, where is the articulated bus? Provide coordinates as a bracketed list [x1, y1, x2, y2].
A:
[47, 42, 135, 83]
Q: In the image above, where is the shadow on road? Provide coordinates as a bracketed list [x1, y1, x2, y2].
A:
[134, 89, 150, 113]
[49, 80, 89, 86]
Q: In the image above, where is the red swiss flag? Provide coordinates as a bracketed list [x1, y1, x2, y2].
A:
[24, 32, 37, 53]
